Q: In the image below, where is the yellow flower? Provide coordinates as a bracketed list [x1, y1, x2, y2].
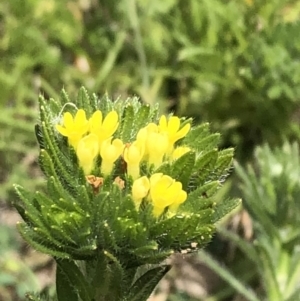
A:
[159, 115, 191, 146]
[89, 110, 119, 145]
[136, 123, 158, 153]
[56, 109, 89, 149]
[149, 173, 187, 217]
[100, 138, 124, 175]
[171, 146, 191, 160]
[167, 191, 188, 215]
[76, 134, 99, 175]
[123, 141, 145, 179]
[131, 176, 150, 209]
[137, 123, 169, 167]
[146, 132, 169, 167]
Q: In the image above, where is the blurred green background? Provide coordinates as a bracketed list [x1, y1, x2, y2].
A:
[1, 0, 300, 300]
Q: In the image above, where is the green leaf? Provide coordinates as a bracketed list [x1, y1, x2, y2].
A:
[59, 89, 70, 106]
[56, 259, 94, 301]
[285, 287, 300, 301]
[14, 185, 44, 227]
[214, 148, 234, 178]
[56, 262, 80, 301]
[183, 123, 210, 146]
[119, 104, 135, 142]
[189, 180, 220, 199]
[217, 227, 258, 264]
[212, 198, 241, 223]
[170, 151, 195, 189]
[194, 149, 218, 184]
[128, 265, 170, 301]
[257, 241, 283, 300]
[76, 87, 92, 115]
[17, 223, 71, 259]
[90, 255, 111, 298]
[198, 251, 260, 301]
[133, 105, 151, 132]
[35, 124, 45, 149]
[197, 133, 221, 151]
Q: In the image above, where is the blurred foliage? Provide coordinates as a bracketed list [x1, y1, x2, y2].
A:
[1, 0, 300, 300]
[0, 222, 39, 301]
[201, 142, 300, 301]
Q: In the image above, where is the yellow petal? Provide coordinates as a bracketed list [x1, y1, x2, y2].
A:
[74, 109, 87, 126]
[149, 173, 163, 187]
[146, 123, 159, 133]
[147, 132, 169, 166]
[168, 116, 180, 134]
[173, 123, 191, 142]
[149, 173, 187, 217]
[76, 134, 99, 174]
[112, 138, 124, 152]
[150, 175, 175, 208]
[69, 136, 82, 150]
[165, 182, 182, 200]
[171, 146, 191, 160]
[63, 112, 74, 128]
[132, 176, 150, 204]
[101, 138, 124, 163]
[102, 111, 118, 131]
[123, 141, 144, 165]
[169, 190, 188, 213]
[56, 124, 69, 137]
[89, 110, 103, 132]
[159, 115, 167, 130]
[136, 128, 148, 144]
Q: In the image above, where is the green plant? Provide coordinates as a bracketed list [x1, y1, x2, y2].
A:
[201, 142, 300, 301]
[2, 2, 300, 298]
[12, 87, 239, 301]
[171, 0, 300, 159]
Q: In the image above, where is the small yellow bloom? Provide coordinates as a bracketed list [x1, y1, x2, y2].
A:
[149, 173, 187, 217]
[146, 132, 169, 167]
[136, 123, 159, 157]
[171, 146, 191, 160]
[131, 176, 150, 209]
[123, 141, 145, 179]
[89, 110, 119, 145]
[56, 109, 89, 149]
[100, 138, 124, 175]
[159, 115, 191, 146]
[76, 134, 99, 175]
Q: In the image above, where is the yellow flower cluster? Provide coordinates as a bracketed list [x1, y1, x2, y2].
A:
[124, 116, 191, 179]
[56, 109, 122, 175]
[56, 108, 191, 217]
[132, 173, 187, 217]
